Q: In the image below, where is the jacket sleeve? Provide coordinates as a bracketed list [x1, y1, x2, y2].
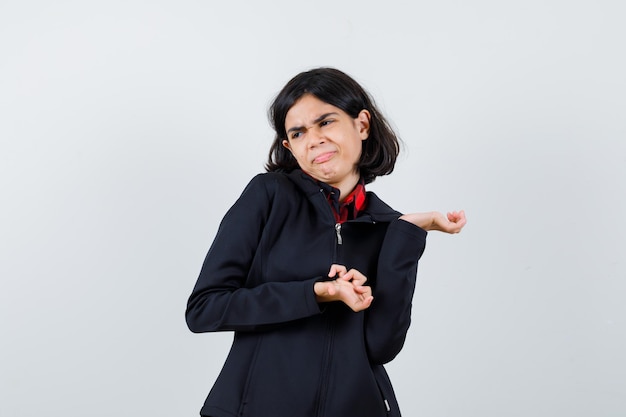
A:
[185, 175, 323, 333]
[365, 218, 427, 364]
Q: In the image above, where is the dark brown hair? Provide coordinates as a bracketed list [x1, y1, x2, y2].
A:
[266, 67, 400, 184]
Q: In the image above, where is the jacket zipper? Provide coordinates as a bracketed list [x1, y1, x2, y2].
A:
[317, 188, 343, 247]
[315, 315, 335, 417]
[335, 223, 342, 245]
[311, 190, 341, 417]
[316, 186, 392, 415]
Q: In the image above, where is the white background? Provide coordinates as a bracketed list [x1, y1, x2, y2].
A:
[1, 1, 624, 416]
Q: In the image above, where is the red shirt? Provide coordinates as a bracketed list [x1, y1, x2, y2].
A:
[318, 179, 367, 224]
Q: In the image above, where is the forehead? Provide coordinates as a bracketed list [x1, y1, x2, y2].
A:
[285, 94, 345, 127]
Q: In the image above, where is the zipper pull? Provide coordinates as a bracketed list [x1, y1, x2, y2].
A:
[335, 223, 342, 245]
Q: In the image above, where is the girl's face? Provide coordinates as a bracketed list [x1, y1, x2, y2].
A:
[282, 94, 370, 192]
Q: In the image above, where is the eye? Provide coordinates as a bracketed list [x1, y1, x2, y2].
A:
[320, 119, 334, 127]
[290, 131, 302, 140]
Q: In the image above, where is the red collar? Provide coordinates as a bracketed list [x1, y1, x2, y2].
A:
[317, 178, 367, 224]
[300, 171, 368, 222]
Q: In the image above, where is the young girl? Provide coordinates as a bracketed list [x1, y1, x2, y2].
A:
[186, 67, 466, 417]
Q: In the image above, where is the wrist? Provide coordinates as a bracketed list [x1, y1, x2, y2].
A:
[399, 212, 435, 230]
[314, 281, 335, 303]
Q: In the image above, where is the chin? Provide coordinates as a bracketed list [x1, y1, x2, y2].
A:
[315, 170, 336, 182]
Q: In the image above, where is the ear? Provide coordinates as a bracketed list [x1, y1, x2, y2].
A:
[282, 139, 292, 152]
[357, 110, 371, 140]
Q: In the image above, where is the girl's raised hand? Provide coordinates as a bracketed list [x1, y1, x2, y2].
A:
[399, 210, 467, 234]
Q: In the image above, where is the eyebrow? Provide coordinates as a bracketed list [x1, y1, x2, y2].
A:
[286, 112, 339, 135]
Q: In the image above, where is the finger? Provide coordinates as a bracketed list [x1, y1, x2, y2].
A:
[449, 210, 466, 222]
[353, 285, 370, 294]
[348, 268, 368, 286]
[452, 211, 467, 230]
[338, 268, 354, 282]
[328, 264, 347, 278]
[352, 296, 374, 312]
[341, 268, 367, 285]
[327, 265, 337, 278]
[447, 211, 462, 222]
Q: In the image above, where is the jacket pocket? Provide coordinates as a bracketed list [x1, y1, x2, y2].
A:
[372, 365, 401, 417]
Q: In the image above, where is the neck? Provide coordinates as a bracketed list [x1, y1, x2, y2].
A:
[330, 173, 360, 202]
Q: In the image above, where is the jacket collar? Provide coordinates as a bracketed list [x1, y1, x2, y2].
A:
[284, 169, 401, 223]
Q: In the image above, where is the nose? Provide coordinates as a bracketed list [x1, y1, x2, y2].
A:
[306, 125, 325, 148]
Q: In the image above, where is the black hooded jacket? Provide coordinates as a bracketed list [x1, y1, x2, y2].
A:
[186, 169, 427, 417]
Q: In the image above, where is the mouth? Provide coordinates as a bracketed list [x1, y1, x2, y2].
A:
[313, 151, 335, 164]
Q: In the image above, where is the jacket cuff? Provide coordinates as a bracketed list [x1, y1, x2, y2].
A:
[393, 217, 428, 241]
[304, 277, 324, 315]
